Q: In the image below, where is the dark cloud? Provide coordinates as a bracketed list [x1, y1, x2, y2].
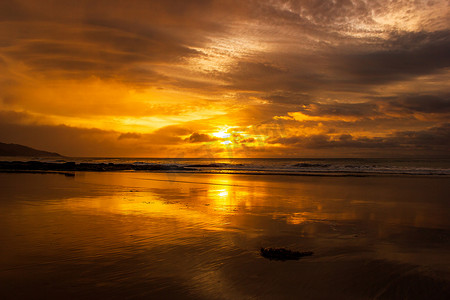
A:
[0, 0, 224, 85]
[393, 123, 450, 150]
[388, 94, 450, 114]
[223, 61, 288, 91]
[221, 54, 330, 93]
[300, 102, 380, 117]
[268, 124, 450, 155]
[2, 27, 199, 81]
[152, 125, 192, 137]
[240, 138, 255, 143]
[0, 0, 29, 22]
[264, 92, 312, 106]
[118, 132, 141, 140]
[0, 110, 33, 123]
[278, 0, 372, 25]
[219, 30, 450, 96]
[210, 31, 449, 98]
[186, 132, 217, 143]
[333, 30, 450, 84]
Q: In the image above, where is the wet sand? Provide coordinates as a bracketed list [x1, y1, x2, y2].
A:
[0, 172, 449, 299]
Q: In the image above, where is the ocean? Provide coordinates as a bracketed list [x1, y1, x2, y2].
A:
[5, 157, 450, 176]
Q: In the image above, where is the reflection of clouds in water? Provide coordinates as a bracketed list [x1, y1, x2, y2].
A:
[59, 172, 450, 235]
[2, 172, 449, 298]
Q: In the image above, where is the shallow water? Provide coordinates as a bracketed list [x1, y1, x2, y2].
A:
[0, 172, 449, 299]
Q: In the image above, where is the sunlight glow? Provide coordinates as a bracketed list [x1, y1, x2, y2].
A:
[213, 130, 231, 139]
[217, 190, 229, 198]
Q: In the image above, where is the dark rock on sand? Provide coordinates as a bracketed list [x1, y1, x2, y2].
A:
[293, 163, 331, 168]
[260, 247, 313, 261]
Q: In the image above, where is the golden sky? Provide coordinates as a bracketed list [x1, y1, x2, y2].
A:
[0, 0, 449, 157]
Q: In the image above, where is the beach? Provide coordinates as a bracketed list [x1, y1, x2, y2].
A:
[1, 171, 449, 299]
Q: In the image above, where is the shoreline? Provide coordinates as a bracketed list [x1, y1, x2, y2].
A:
[1, 160, 449, 178]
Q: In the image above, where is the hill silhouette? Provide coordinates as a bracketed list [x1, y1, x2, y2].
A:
[0, 142, 62, 157]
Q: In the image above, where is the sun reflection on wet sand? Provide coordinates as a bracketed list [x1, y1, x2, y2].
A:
[0, 172, 449, 299]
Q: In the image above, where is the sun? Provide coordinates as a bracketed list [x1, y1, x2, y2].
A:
[212, 126, 234, 139]
[212, 130, 231, 139]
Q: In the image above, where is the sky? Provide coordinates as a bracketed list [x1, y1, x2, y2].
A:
[0, 0, 449, 157]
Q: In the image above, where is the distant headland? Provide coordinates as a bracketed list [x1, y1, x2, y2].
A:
[0, 142, 62, 157]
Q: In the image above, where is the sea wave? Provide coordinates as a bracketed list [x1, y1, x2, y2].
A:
[1, 158, 449, 176]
